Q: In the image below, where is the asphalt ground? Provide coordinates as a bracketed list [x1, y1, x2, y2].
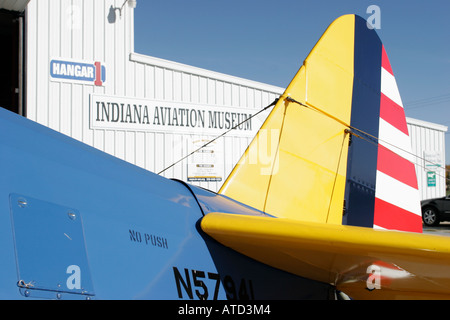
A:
[422, 222, 450, 237]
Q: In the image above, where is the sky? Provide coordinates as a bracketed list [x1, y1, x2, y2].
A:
[133, 0, 450, 163]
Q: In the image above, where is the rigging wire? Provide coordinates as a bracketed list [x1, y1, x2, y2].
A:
[157, 98, 279, 175]
[262, 100, 287, 214]
[159, 95, 449, 185]
[285, 96, 450, 183]
[326, 130, 349, 223]
[405, 93, 450, 110]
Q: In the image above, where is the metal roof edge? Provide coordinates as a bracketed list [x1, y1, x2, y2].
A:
[406, 117, 448, 132]
[129, 52, 285, 95]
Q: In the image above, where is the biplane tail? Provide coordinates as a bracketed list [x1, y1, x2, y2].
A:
[219, 14, 422, 233]
[201, 15, 450, 299]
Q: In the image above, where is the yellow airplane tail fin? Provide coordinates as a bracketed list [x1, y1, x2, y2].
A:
[219, 14, 422, 233]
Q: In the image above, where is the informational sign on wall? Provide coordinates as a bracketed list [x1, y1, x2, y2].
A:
[89, 94, 266, 137]
[427, 171, 436, 187]
[424, 151, 442, 188]
[50, 58, 106, 86]
[187, 138, 223, 182]
[424, 151, 443, 171]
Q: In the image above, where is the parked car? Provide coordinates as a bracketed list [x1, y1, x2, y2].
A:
[421, 196, 450, 226]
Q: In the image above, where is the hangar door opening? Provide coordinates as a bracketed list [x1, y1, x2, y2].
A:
[0, 10, 25, 116]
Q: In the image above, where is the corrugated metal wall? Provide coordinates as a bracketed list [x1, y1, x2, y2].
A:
[25, 0, 283, 192]
[407, 118, 447, 200]
[26, 0, 132, 145]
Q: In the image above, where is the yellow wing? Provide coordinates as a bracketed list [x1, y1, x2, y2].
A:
[201, 212, 450, 300]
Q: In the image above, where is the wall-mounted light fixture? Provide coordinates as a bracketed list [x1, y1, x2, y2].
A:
[107, 0, 137, 24]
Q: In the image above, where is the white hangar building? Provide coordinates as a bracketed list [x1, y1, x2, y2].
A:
[0, 0, 447, 200]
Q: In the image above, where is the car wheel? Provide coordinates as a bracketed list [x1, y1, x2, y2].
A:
[422, 207, 440, 226]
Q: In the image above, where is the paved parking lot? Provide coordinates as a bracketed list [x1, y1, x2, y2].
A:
[423, 222, 450, 237]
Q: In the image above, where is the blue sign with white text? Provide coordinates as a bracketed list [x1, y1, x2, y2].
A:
[50, 59, 106, 86]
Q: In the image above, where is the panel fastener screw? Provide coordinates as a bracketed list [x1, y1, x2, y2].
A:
[68, 211, 76, 220]
[17, 198, 27, 208]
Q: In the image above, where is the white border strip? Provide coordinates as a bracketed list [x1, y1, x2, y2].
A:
[375, 171, 421, 217]
[381, 68, 403, 108]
